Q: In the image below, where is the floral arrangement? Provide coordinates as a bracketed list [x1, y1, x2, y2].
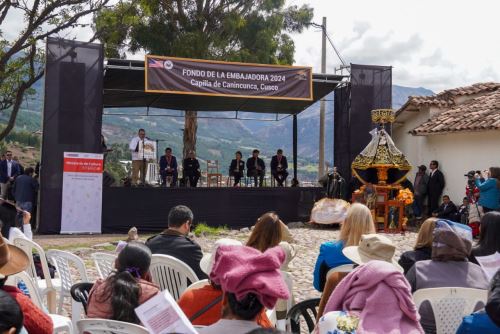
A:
[336, 313, 360, 332]
[397, 188, 414, 205]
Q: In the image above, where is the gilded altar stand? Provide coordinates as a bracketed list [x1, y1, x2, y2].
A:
[351, 109, 413, 233]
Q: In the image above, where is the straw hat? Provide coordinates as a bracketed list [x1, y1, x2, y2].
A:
[0, 232, 29, 278]
[200, 238, 242, 276]
[342, 234, 403, 272]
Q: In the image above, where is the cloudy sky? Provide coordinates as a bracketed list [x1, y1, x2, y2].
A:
[288, 0, 500, 92]
[3, 0, 499, 92]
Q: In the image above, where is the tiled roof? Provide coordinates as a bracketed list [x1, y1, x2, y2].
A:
[397, 82, 500, 115]
[411, 88, 500, 135]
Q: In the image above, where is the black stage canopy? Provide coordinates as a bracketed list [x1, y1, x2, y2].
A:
[103, 58, 344, 114]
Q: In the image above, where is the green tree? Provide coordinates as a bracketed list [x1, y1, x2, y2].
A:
[0, 0, 111, 141]
[95, 0, 313, 157]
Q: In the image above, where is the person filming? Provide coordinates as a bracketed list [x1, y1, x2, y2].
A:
[475, 167, 500, 213]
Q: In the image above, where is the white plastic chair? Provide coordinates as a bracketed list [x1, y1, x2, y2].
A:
[13, 237, 61, 313]
[326, 264, 355, 280]
[186, 278, 209, 292]
[413, 287, 488, 334]
[91, 252, 117, 279]
[77, 319, 149, 334]
[7, 271, 74, 334]
[150, 254, 199, 300]
[47, 249, 90, 316]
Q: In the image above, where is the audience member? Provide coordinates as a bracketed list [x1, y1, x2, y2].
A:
[12, 168, 38, 215]
[432, 195, 457, 220]
[246, 212, 295, 322]
[87, 242, 159, 323]
[146, 205, 207, 279]
[470, 212, 500, 264]
[456, 269, 500, 333]
[178, 239, 273, 328]
[406, 220, 489, 333]
[313, 203, 375, 292]
[475, 167, 500, 213]
[413, 165, 429, 219]
[398, 218, 437, 274]
[0, 199, 32, 242]
[456, 197, 469, 224]
[317, 233, 403, 319]
[468, 191, 483, 237]
[427, 160, 445, 216]
[321, 260, 423, 333]
[0, 289, 24, 334]
[199, 245, 289, 334]
[0, 233, 53, 334]
[486, 269, 500, 327]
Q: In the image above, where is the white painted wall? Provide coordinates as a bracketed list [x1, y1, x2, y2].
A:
[393, 128, 500, 203]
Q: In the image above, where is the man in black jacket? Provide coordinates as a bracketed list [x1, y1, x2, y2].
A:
[270, 149, 288, 187]
[246, 149, 265, 187]
[432, 195, 458, 221]
[146, 205, 207, 279]
[427, 160, 445, 216]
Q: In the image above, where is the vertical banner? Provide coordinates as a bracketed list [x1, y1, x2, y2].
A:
[61, 152, 103, 233]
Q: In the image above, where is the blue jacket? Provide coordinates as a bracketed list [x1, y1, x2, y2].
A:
[313, 240, 353, 291]
[476, 178, 500, 210]
[456, 311, 500, 334]
[0, 160, 20, 183]
[12, 174, 39, 203]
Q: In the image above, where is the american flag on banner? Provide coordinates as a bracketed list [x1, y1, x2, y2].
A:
[148, 58, 164, 68]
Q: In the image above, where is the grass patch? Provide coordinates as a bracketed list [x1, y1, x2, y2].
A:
[193, 223, 228, 237]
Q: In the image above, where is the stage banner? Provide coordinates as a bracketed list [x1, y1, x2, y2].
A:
[61, 152, 103, 234]
[145, 55, 313, 101]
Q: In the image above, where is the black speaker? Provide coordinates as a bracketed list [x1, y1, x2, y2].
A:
[58, 62, 85, 144]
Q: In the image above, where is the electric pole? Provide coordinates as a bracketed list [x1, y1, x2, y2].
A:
[318, 16, 326, 178]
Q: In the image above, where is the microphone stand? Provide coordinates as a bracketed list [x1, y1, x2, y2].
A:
[141, 138, 147, 186]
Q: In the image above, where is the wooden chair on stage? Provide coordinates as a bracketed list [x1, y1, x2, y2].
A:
[206, 160, 222, 187]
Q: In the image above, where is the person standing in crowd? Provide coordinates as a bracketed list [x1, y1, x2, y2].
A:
[12, 157, 23, 176]
[12, 167, 38, 214]
[413, 165, 429, 219]
[229, 151, 245, 187]
[427, 160, 445, 216]
[432, 195, 458, 220]
[398, 218, 436, 274]
[247, 149, 265, 187]
[183, 151, 201, 187]
[128, 129, 147, 185]
[0, 151, 20, 200]
[270, 149, 288, 187]
[475, 167, 500, 213]
[159, 148, 178, 187]
[146, 205, 207, 279]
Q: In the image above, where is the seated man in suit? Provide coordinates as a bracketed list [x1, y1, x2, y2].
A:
[229, 151, 245, 187]
[146, 205, 207, 280]
[183, 151, 201, 187]
[246, 149, 265, 187]
[159, 147, 178, 187]
[432, 195, 458, 221]
[270, 149, 289, 187]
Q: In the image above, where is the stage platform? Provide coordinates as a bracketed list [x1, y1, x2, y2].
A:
[102, 187, 324, 233]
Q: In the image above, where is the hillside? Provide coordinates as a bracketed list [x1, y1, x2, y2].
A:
[1, 83, 433, 181]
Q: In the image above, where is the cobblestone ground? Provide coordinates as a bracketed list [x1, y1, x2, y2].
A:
[34, 226, 418, 319]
